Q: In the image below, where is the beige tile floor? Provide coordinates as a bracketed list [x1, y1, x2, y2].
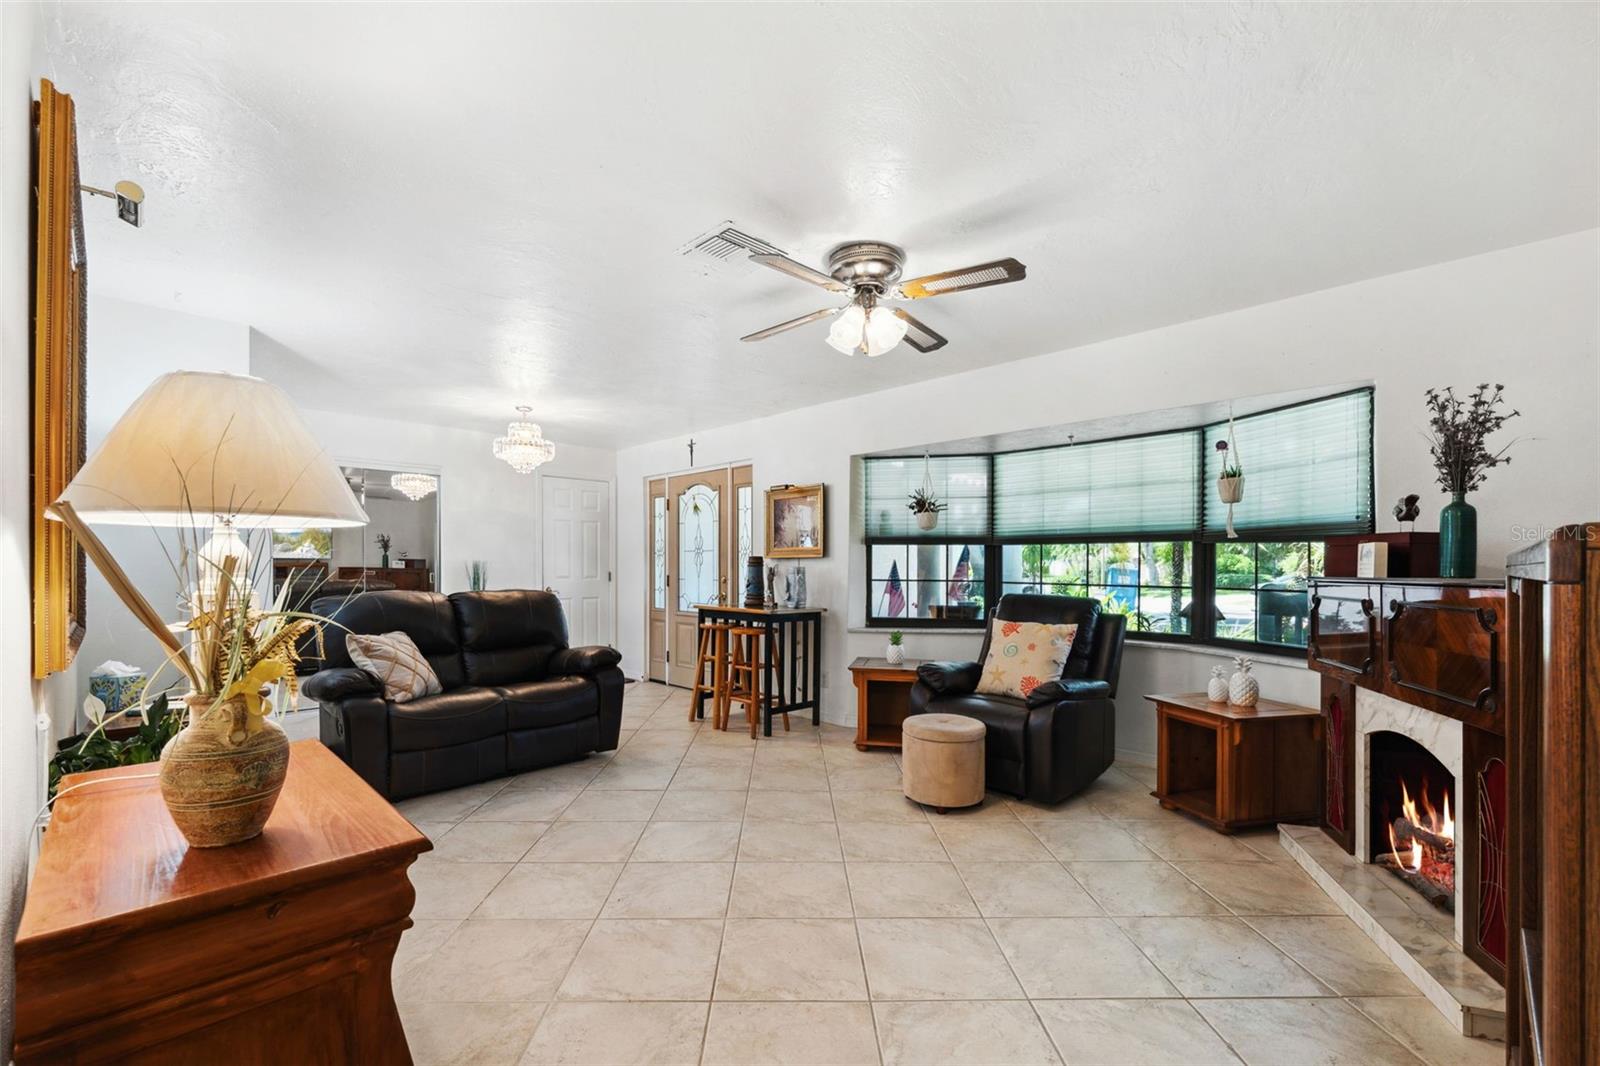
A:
[368, 682, 1502, 1066]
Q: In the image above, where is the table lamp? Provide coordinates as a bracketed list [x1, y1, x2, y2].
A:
[48, 370, 368, 685]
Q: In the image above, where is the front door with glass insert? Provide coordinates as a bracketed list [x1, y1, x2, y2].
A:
[666, 469, 730, 688]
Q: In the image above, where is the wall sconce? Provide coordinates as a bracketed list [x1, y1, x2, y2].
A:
[80, 179, 144, 227]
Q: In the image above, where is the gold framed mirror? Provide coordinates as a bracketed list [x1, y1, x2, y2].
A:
[31, 78, 88, 678]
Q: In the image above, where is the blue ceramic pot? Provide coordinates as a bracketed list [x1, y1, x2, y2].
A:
[1439, 492, 1477, 578]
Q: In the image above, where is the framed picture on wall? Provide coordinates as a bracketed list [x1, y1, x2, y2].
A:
[766, 484, 824, 559]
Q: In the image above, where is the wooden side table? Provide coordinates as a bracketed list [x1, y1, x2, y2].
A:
[14, 740, 430, 1065]
[1144, 692, 1323, 833]
[849, 657, 928, 751]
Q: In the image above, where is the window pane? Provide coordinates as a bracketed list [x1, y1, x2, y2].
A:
[1209, 540, 1322, 647]
[1254, 541, 1315, 647]
[677, 483, 719, 609]
[871, 544, 986, 622]
[1089, 542, 1139, 586]
[1137, 588, 1193, 635]
[1001, 544, 1040, 586]
[651, 498, 667, 609]
[736, 485, 753, 592]
[1214, 541, 1256, 588]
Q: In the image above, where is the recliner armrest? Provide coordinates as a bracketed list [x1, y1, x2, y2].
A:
[915, 660, 981, 697]
[1026, 678, 1111, 707]
[303, 667, 382, 702]
[549, 645, 622, 677]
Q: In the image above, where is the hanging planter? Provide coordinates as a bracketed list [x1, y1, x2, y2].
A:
[907, 451, 945, 531]
[1215, 419, 1244, 539]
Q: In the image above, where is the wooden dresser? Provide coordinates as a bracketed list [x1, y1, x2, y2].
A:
[14, 741, 430, 1065]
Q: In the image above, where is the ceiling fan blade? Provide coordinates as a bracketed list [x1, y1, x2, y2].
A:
[740, 307, 840, 342]
[895, 257, 1027, 300]
[892, 309, 948, 352]
[749, 253, 847, 292]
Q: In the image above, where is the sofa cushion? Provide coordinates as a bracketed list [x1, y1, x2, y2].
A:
[346, 631, 443, 703]
[389, 688, 506, 753]
[975, 620, 1078, 700]
[312, 591, 466, 690]
[496, 677, 595, 731]
[450, 590, 567, 687]
[986, 594, 1102, 680]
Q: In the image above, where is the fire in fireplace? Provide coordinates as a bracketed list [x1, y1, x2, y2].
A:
[1369, 731, 1456, 912]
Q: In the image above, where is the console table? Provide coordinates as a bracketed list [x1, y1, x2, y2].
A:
[14, 740, 429, 1065]
[1145, 692, 1323, 833]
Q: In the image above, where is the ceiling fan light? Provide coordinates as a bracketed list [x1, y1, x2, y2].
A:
[863, 306, 909, 357]
[826, 304, 866, 355]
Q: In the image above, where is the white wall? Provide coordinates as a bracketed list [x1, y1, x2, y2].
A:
[1, 5, 69, 1050]
[616, 231, 1600, 758]
[74, 296, 252, 722]
[289, 404, 616, 598]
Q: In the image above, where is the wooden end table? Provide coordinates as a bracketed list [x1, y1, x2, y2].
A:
[1144, 692, 1324, 833]
[849, 657, 928, 751]
[14, 741, 429, 1064]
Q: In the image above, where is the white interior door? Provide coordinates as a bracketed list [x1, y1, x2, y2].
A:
[541, 476, 612, 647]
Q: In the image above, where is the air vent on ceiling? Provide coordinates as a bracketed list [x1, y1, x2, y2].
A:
[678, 222, 786, 275]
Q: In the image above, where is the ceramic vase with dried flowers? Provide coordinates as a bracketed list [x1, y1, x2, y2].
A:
[159, 538, 334, 847]
[1423, 384, 1520, 578]
[376, 531, 392, 569]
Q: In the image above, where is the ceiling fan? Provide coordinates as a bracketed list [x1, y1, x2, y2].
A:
[740, 241, 1026, 356]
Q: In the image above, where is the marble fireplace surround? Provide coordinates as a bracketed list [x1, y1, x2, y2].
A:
[1354, 687, 1465, 947]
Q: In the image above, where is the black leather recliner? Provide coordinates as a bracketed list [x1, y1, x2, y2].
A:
[301, 589, 624, 800]
[909, 594, 1126, 805]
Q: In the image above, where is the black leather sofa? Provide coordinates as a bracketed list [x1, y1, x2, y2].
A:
[302, 589, 624, 801]
[910, 594, 1126, 805]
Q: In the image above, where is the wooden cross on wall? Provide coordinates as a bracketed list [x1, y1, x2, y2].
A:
[687, 438, 696, 467]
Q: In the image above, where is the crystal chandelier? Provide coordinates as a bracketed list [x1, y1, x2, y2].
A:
[493, 406, 556, 473]
[389, 472, 438, 501]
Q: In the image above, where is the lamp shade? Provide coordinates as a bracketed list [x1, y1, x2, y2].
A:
[53, 370, 368, 528]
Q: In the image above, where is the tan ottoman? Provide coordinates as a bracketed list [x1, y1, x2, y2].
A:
[901, 713, 986, 813]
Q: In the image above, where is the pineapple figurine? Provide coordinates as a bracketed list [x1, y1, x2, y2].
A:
[1206, 665, 1229, 703]
[1228, 656, 1259, 707]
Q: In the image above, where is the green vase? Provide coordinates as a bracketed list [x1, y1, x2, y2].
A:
[1439, 492, 1477, 578]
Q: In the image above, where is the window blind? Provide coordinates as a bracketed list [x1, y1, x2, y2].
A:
[862, 455, 990, 538]
[1203, 389, 1373, 539]
[993, 431, 1201, 538]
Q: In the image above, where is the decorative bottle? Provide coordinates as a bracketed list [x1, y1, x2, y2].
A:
[1228, 656, 1259, 707]
[1206, 665, 1229, 703]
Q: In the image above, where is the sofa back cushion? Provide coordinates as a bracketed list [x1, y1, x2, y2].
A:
[979, 594, 1102, 680]
[450, 590, 568, 687]
[311, 591, 466, 690]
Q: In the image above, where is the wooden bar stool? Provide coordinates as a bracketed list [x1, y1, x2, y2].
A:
[689, 621, 734, 728]
[725, 625, 789, 737]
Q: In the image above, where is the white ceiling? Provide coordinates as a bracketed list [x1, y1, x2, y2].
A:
[45, 2, 1598, 448]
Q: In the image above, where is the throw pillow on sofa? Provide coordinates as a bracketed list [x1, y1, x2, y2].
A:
[346, 631, 443, 703]
[976, 619, 1078, 700]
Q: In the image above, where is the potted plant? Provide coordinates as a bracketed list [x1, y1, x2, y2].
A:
[907, 488, 944, 531]
[1424, 384, 1519, 578]
[376, 532, 392, 568]
[1216, 426, 1244, 539]
[886, 630, 906, 665]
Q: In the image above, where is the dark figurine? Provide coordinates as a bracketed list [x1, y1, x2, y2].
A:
[1393, 494, 1421, 525]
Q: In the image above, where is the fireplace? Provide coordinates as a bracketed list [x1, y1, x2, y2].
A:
[1369, 731, 1455, 912]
